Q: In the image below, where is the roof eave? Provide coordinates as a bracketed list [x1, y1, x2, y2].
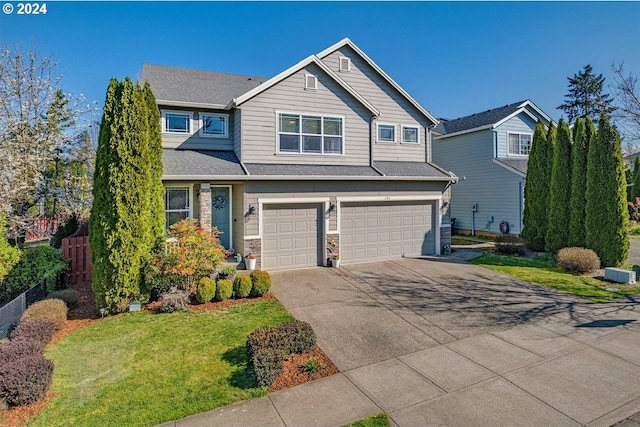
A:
[163, 174, 456, 182]
[156, 100, 229, 110]
[433, 124, 494, 139]
[492, 159, 527, 178]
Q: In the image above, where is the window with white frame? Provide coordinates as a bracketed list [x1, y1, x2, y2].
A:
[377, 124, 396, 143]
[402, 126, 419, 144]
[200, 113, 228, 137]
[165, 186, 190, 228]
[278, 113, 343, 154]
[305, 74, 318, 90]
[339, 56, 351, 72]
[508, 133, 532, 155]
[163, 111, 192, 134]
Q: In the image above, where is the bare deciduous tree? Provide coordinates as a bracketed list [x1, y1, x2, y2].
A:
[612, 62, 640, 148]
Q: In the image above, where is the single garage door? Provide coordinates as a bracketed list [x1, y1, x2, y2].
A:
[341, 201, 435, 263]
[262, 204, 323, 270]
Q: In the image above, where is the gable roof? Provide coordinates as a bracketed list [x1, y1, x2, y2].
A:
[142, 64, 268, 109]
[229, 54, 380, 116]
[434, 100, 553, 138]
[317, 38, 438, 126]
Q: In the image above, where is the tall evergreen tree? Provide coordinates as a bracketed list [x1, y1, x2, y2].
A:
[568, 118, 589, 247]
[558, 64, 616, 123]
[90, 78, 153, 312]
[522, 120, 551, 251]
[585, 113, 629, 266]
[143, 83, 165, 248]
[546, 119, 573, 252]
[630, 157, 640, 204]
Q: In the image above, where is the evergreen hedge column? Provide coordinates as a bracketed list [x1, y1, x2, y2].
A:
[546, 119, 573, 253]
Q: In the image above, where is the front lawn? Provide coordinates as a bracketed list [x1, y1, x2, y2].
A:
[31, 299, 293, 427]
[470, 253, 640, 302]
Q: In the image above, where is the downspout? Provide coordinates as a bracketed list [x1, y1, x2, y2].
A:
[493, 129, 498, 158]
[370, 115, 386, 176]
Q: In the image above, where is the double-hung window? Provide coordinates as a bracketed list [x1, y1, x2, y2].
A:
[165, 186, 191, 228]
[278, 113, 343, 154]
[508, 133, 532, 155]
[200, 114, 228, 137]
[402, 126, 419, 144]
[163, 111, 192, 134]
[377, 124, 396, 143]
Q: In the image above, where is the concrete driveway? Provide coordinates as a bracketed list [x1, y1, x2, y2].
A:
[268, 257, 640, 427]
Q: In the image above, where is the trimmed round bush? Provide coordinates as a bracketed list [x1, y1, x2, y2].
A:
[251, 347, 284, 387]
[46, 289, 79, 309]
[0, 339, 43, 365]
[159, 287, 189, 313]
[215, 279, 233, 302]
[278, 320, 316, 354]
[21, 299, 67, 330]
[250, 270, 271, 297]
[495, 234, 526, 256]
[0, 355, 54, 406]
[557, 247, 601, 275]
[233, 275, 252, 299]
[10, 320, 55, 347]
[195, 277, 216, 304]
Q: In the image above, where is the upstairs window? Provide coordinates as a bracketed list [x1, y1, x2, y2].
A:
[278, 113, 343, 155]
[377, 124, 396, 143]
[508, 133, 532, 155]
[163, 111, 192, 134]
[402, 126, 419, 144]
[165, 186, 191, 228]
[339, 56, 351, 72]
[200, 114, 228, 138]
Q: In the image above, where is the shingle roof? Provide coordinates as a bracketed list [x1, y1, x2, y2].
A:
[162, 149, 246, 177]
[374, 161, 452, 178]
[494, 158, 528, 175]
[142, 64, 268, 107]
[436, 101, 527, 135]
[244, 163, 381, 177]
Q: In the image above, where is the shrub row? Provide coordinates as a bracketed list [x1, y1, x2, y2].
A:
[21, 298, 68, 330]
[494, 234, 527, 256]
[46, 289, 79, 309]
[557, 247, 601, 274]
[246, 320, 317, 387]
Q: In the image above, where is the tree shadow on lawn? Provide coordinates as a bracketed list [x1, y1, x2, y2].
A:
[221, 346, 261, 390]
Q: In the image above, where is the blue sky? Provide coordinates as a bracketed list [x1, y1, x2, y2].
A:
[1, 1, 639, 125]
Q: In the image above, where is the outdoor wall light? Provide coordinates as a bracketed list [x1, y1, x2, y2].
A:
[328, 203, 336, 212]
[247, 205, 256, 215]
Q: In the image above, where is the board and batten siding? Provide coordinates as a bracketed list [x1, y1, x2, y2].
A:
[495, 112, 537, 158]
[320, 46, 432, 163]
[433, 130, 525, 234]
[238, 63, 372, 166]
[160, 106, 235, 151]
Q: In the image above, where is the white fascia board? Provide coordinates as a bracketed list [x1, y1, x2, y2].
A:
[493, 107, 538, 129]
[433, 124, 493, 139]
[317, 38, 438, 126]
[156, 100, 228, 110]
[492, 159, 527, 178]
[521, 100, 554, 126]
[163, 174, 457, 182]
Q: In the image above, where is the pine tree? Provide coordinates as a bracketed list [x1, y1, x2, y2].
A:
[558, 64, 616, 123]
[568, 118, 589, 247]
[585, 114, 629, 266]
[522, 120, 551, 251]
[546, 119, 573, 252]
[143, 83, 165, 248]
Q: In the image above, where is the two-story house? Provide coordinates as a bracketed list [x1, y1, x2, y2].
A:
[143, 38, 456, 270]
[432, 100, 552, 235]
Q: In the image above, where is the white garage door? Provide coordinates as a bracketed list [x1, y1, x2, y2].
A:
[262, 204, 322, 270]
[341, 201, 435, 263]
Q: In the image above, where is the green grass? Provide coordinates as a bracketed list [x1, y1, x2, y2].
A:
[30, 300, 294, 427]
[470, 253, 640, 302]
[343, 414, 391, 427]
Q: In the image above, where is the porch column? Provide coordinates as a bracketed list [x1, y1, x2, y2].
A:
[199, 183, 211, 231]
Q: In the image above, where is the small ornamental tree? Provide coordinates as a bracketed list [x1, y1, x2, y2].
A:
[522, 120, 552, 251]
[585, 113, 629, 266]
[568, 117, 589, 247]
[546, 119, 573, 253]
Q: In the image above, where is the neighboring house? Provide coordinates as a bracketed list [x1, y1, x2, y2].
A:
[142, 38, 456, 270]
[432, 100, 552, 235]
[624, 152, 640, 170]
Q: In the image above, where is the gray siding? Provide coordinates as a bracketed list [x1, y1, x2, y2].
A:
[239, 63, 372, 166]
[433, 130, 525, 234]
[496, 112, 537, 158]
[321, 46, 431, 162]
[234, 109, 242, 160]
[160, 106, 235, 151]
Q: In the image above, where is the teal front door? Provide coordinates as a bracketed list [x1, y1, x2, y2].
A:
[211, 187, 231, 249]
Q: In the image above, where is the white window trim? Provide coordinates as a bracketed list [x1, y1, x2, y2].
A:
[164, 184, 193, 228]
[401, 124, 420, 144]
[199, 113, 229, 138]
[339, 56, 351, 72]
[376, 122, 397, 143]
[305, 74, 318, 90]
[161, 110, 193, 134]
[507, 132, 533, 157]
[275, 110, 345, 156]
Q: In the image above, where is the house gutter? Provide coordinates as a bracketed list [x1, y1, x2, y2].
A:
[162, 174, 457, 182]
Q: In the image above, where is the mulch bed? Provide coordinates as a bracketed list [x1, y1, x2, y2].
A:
[269, 346, 339, 392]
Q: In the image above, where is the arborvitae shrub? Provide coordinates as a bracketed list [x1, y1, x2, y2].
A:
[0, 355, 54, 406]
[250, 270, 271, 297]
[557, 247, 601, 275]
[251, 347, 284, 387]
[195, 277, 216, 304]
[0, 339, 43, 365]
[494, 234, 527, 256]
[46, 289, 78, 309]
[10, 320, 55, 347]
[233, 275, 252, 299]
[159, 287, 189, 313]
[21, 299, 67, 330]
[278, 320, 316, 354]
[215, 279, 233, 301]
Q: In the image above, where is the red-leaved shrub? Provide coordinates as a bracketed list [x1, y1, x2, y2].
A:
[0, 339, 43, 365]
[0, 355, 54, 406]
[10, 319, 55, 346]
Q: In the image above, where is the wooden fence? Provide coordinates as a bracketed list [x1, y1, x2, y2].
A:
[62, 236, 92, 284]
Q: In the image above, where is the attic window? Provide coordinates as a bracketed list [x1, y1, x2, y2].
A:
[508, 133, 532, 156]
[339, 56, 351, 72]
[305, 74, 318, 90]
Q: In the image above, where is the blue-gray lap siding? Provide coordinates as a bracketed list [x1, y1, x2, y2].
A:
[432, 129, 526, 235]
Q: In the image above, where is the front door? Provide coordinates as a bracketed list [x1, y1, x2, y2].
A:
[211, 186, 231, 249]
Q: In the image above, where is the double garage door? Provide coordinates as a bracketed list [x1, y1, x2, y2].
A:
[262, 201, 436, 270]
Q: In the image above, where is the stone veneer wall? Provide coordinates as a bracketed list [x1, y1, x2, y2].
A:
[440, 226, 451, 254]
[199, 185, 211, 231]
[244, 238, 262, 269]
